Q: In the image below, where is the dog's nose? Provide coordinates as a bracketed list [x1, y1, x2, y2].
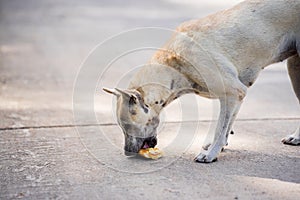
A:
[149, 137, 157, 147]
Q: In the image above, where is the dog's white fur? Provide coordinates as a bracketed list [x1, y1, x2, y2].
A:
[105, 0, 300, 162]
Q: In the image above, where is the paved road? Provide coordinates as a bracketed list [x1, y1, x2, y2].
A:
[0, 0, 299, 199]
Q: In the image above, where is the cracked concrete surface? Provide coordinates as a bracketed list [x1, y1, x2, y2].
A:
[0, 0, 299, 199]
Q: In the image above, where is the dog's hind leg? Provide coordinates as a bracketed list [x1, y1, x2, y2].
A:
[287, 55, 300, 101]
[282, 127, 300, 145]
[282, 55, 300, 145]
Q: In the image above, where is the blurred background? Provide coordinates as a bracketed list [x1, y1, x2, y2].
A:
[1, 1, 299, 199]
[0, 0, 299, 129]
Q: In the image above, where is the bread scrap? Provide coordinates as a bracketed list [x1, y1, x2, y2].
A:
[138, 148, 163, 159]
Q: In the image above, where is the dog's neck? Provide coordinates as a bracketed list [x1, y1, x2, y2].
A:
[128, 63, 193, 113]
[135, 84, 172, 114]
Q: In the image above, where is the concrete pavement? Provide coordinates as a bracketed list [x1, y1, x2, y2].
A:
[0, 0, 299, 199]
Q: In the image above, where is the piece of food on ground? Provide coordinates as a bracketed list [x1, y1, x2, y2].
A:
[138, 148, 163, 159]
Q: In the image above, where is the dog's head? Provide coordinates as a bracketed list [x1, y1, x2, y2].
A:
[103, 88, 160, 156]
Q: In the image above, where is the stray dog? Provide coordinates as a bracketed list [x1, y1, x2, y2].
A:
[104, 0, 300, 163]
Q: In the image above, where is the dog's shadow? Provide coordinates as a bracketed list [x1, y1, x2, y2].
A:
[185, 148, 300, 184]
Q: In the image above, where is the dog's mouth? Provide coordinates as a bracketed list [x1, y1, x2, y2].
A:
[124, 136, 157, 156]
[141, 141, 150, 149]
[141, 136, 157, 150]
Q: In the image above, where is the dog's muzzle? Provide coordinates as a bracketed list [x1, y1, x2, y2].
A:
[141, 136, 157, 149]
[124, 136, 157, 156]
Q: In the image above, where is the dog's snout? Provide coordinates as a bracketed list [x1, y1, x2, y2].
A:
[144, 136, 157, 148]
[150, 137, 157, 147]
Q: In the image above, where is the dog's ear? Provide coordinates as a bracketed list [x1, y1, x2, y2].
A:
[114, 88, 140, 105]
[114, 88, 132, 98]
[103, 87, 120, 96]
[162, 88, 196, 107]
[103, 87, 135, 98]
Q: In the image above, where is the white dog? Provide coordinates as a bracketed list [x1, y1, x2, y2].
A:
[104, 0, 300, 163]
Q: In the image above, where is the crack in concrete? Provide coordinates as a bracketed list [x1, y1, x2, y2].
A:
[0, 117, 299, 131]
[0, 123, 116, 131]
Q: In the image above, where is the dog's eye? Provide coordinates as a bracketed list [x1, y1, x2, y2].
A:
[129, 95, 137, 105]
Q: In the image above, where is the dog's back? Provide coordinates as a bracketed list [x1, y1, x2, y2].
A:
[150, 0, 300, 88]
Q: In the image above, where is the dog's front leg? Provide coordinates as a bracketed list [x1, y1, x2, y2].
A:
[202, 102, 241, 151]
[224, 102, 241, 146]
[195, 96, 243, 163]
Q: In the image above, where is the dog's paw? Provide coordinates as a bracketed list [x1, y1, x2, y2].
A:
[203, 143, 227, 152]
[282, 135, 300, 145]
[194, 153, 218, 163]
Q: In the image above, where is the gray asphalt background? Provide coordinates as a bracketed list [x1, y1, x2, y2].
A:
[0, 0, 299, 199]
